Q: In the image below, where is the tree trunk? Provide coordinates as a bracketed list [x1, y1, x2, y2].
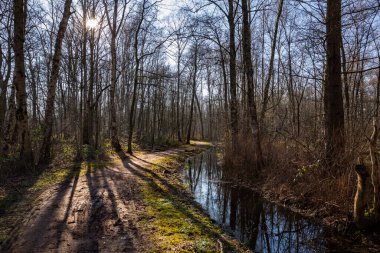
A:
[353, 159, 369, 226]
[0, 77, 6, 153]
[127, 3, 145, 154]
[2, 85, 16, 154]
[177, 51, 182, 142]
[86, 29, 95, 147]
[227, 0, 238, 149]
[241, 0, 264, 169]
[376, 56, 380, 118]
[109, 18, 121, 151]
[13, 0, 33, 164]
[195, 92, 204, 140]
[81, 1, 88, 147]
[260, 0, 284, 123]
[324, 0, 345, 167]
[369, 117, 380, 221]
[186, 43, 198, 144]
[0, 37, 12, 154]
[341, 37, 350, 131]
[39, 0, 73, 164]
[127, 50, 139, 154]
[104, 0, 126, 152]
[218, 43, 228, 128]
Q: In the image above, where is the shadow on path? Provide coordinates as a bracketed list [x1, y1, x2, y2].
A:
[117, 149, 236, 251]
[8, 157, 147, 253]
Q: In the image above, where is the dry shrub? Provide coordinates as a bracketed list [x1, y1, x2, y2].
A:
[223, 132, 261, 181]
[223, 131, 360, 221]
[263, 139, 359, 221]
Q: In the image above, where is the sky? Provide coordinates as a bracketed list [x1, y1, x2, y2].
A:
[157, 0, 180, 21]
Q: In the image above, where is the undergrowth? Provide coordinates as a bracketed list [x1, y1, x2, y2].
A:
[223, 132, 359, 226]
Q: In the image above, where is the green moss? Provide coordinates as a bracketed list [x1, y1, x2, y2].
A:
[31, 168, 74, 191]
[30, 160, 110, 191]
[138, 142, 247, 252]
[142, 182, 220, 252]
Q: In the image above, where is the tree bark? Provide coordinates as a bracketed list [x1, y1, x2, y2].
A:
[341, 36, 350, 130]
[81, 1, 89, 146]
[110, 4, 121, 151]
[0, 77, 6, 153]
[13, 0, 33, 164]
[260, 0, 284, 123]
[176, 42, 182, 142]
[353, 158, 369, 226]
[324, 0, 345, 167]
[104, 0, 126, 152]
[215, 33, 228, 128]
[195, 92, 204, 140]
[39, 0, 73, 164]
[369, 117, 380, 221]
[86, 28, 95, 147]
[2, 85, 16, 154]
[186, 43, 198, 144]
[227, 0, 238, 148]
[127, 1, 145, 154]
[0, 43, 11, 154]
[241, 0, 264, 169]
[377, 56, 380, 118]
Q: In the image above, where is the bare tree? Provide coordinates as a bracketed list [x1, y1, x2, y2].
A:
[104, 0, 127, 151]
[186, 41, 198, 144]
[227, 0, 238, 148]
[260, 0, 284, 123]
[39, 0, 73, 164]
[324, 0, 345, 167]
[241, 0, 263, 168]
[0, 4, 12, 154]
[13, 0, 33, 163]
[127, 0, 146, 154]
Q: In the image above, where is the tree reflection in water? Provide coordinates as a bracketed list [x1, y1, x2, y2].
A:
[182, 148, 328, 253]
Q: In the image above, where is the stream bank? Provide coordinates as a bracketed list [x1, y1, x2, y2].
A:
[181, 147, 380, 252]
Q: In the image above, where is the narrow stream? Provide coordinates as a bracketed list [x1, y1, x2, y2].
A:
[182, 148, 352, 252]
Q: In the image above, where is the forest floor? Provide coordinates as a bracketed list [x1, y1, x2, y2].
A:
[0, 141, 248, 253]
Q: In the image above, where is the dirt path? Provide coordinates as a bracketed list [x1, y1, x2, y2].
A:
[7, 148, 188, 253]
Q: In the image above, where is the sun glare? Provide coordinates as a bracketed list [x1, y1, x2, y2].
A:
[87, 18, 98, 29]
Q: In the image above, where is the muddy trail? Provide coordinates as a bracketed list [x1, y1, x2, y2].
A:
[4, 147, 196, 253]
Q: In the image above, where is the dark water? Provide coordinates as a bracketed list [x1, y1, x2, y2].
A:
[182, 148, 342, 253]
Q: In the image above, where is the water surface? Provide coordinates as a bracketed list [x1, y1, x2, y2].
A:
[182, 148, 346, 252]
